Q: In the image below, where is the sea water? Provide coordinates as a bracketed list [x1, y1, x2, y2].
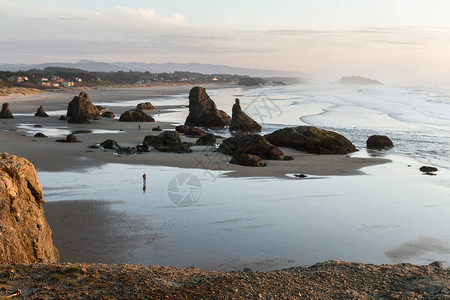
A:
[38, 84, 450, 270]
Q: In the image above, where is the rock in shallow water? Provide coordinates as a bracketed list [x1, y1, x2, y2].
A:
[0, 102, 14, 118]
[366, 135, 394, 149]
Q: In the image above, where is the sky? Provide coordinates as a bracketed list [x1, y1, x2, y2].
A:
[2, 0, 450, 85]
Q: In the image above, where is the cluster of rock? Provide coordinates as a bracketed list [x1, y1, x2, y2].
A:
[99, 139, 138, 154]
[66, 92, 101, 123]
[0, 102, 13, 118]
[175, 125, 206, 136]
[0, 153, 59, 263]
[143, 131, 192, 153]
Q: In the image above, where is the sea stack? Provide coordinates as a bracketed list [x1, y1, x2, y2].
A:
[35, 105, 49, 117]
[229, 98, 261, 132]
[184, 87, 231, 128]
[66, 92, 101, 123]
[0, 102, 14, 118]
[0, 153, 59, 263]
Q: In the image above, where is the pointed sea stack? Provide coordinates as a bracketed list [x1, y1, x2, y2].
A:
[0, 103, 14, 118]
[184, 87, 231, 128]
[66, 92, 101, 123]
[229, 98, 261, 132]
[35, 105, 49, 117]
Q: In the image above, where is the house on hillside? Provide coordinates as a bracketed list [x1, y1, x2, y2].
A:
[7, 76, 28, 83]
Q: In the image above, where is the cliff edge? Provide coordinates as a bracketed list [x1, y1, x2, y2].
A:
[0, 153, 58, 264]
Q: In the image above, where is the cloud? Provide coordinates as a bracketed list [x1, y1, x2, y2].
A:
[116, 7, 186, 27]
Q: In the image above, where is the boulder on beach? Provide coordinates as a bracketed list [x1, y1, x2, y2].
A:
[184, 86, 231, 128]
[58, 115, 68, 121]
[366, 135, 394, 149]
[0, 153, 59, 263]
[136, 144, 149, 153]
[0, 102, 14, 118]
[230, 153, 266, 167]
[265, 126, 357, 154]
[56, 134, 79, 143]
[152, 126, 162, 131]
[119, 110, 155, 122]
[419, 166, 438, 173]
[34, 132, 47, 138]
[196, 133, 217, 146]
[175, 125, 206, 136]
[219, 133, 285, 160]
[229, 98, 261, 132]
[101, 111, 115, 118]
[34, 105, 49, 117]
[66, 92, 101, 124]
[136, 102, 155, 110]
[100, 139, 121, 150]
[143, 131, 192, 153]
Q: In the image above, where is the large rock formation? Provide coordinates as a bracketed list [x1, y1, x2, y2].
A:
[265, 126, 357, 154]
[143, 131, 192, 153]
[119, 110, 155, 122]
[0, 153, 59, 263]
[229, 98, 261, 132]
[184, 87, 231, 128]
[219, 133, 284, 160]
[66, 92, 101, 123]
[366, 135, 394, 149]
[0, 103, 14, 118]
[34, 105, 49, 117]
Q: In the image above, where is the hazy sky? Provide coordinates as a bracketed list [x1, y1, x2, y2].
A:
[2, 0, 450, 84]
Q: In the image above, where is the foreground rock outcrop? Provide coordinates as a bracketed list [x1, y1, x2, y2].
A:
[34, 105, 49, 117]
[66, 92, 101, 123]
[229, 98, 261, 132]
[230, 153, 266, 167]
[0, 102, 14, 118]
[143, 131, 192, 153]
[265, 126, 357, 154]
[0, 153, 59, 263]
[366, 135, 394, 149]
[0, 260, 447, 298]
[219, 133, 285, 160]
[119, 110, 155, 122]
[184, 87, 231, 128]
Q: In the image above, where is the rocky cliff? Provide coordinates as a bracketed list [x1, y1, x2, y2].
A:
[0, 153, 59, 264]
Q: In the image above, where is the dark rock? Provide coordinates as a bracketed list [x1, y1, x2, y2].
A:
[230, 153, 266, 167]
[34, 105, 49, 117]
[152, 126, 162, 131]
[136, 102, 155, 110]
[0, 153, 59, 263]
[229, 98, 261, 132]
[58, 115, 68, 121]
[88, 145, 100, 149]
[176, 125, 206, 136]
[219, 133, 284, 160]
[0, 103, 13, 118]
[367, 135, 394, 149]
[66, 92, 101, 124]
[265, 126, 357, 154]
[117, 147, 136, 155]
[184, 86, 231, 128]
[96, 105, 108, 112]
[196, 133, 217, 146]
[429, 261, 443, 268]
[119, 110, 155, 122]
[294, 174, 308, 178]
[34, 132, 47, 138]
[100, 139, 121, 150]
[56, 134, 79, 143]
[136, 144, 149, 153]
[101, 111, 115, 118]
[420, 166, 438, 173]
[143, 131, 192, 153]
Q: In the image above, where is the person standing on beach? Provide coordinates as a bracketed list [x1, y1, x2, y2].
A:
[143, 173, 147, 192]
